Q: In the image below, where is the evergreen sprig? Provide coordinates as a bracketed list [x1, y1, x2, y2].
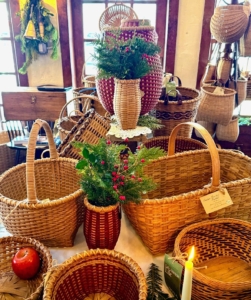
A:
[75, 138, 165, 207]
[137, 115, 164, 130]
[92, 32, 161, 80]
[147, 263, 174, 300]
[15, 0, 59, 74]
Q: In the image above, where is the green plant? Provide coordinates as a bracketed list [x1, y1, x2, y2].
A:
[238, 117, 251, 126]
[15, 0, 59, 74]
[92, 32, 161, 80]
[75, 138, 165, 207]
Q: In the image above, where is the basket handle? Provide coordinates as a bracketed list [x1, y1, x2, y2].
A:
[168, 122, 221, 188]
[59, 95, 100, 120]
[26, 119, 58, 204]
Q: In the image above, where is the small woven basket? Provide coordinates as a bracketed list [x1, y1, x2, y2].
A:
[0, 131, 15, 175]
[43, 249, 147, 300]
[196, 86, 236, 125]
[58, 109, 111, 160]
[0, 120, 84, 247]
[173, 218, 251, 300]
[217, 56, 232, 85]
[216, 116, 239, 143]
[210, 5, 249, 44]
[82, 75, 96, 88]
[143, 136, 207, 153]
[228, 79, 248, 107]
[0, 236, 52, 300]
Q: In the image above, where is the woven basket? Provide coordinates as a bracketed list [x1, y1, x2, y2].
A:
[216, 116, 239, 143]
[0, 236, 52, 300]
[58, 109, 111, 160]
[153, 87, 201, 138]
[196, 86, 236, 125]
[123, 122, 251, 255]
[82, 75, 96, 88]
[0, 120, 84, 247]
[217, 55, 232, 85]
[143, 136, 207, 153]
[240, 14, 251, 57]
[43, 249, 147, 300]
[228, 79, 248, 106]
[0, 131, 15, 175]
[194, 121, 216, 138]
[173, 218, 251, 300]
[210, 5, 249, 44]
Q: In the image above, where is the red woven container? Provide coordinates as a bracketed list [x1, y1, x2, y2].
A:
[96, 26, 162, 115]
[84, 198, 121, 250]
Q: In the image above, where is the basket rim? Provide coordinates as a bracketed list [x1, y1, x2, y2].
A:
[0, 235, 52, 300]
[173, 217, 251, 290]
[84, 197, 119, 212]
[0, 157, 83, 209]
[158, 87, 201, 105]
[201, 86, 236, 96]
[43, 248, 147, 300]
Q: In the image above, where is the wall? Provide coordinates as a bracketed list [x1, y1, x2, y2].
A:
[175, 0, 205, 88]
[19, 0, 64, 87]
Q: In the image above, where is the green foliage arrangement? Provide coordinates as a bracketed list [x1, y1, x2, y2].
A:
[92, 32, 161, 80]
[75, 138, 165, 207]
[137, 115, 164, 130]
[16, 0, 59, 74]
[146, 263, 174, 300]
[238, 117, 251, 126]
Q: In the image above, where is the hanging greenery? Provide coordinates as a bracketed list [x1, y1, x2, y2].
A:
[15, 0, 59, 74]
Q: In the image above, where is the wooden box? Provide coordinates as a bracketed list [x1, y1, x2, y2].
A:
[1, 87, 68, 121]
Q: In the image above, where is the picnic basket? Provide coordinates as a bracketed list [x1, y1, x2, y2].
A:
[0, 236, 52, 300]
[0, 119, 84, 247]
[173, 218, 251, 300]
[43, 249, 147, 300]
[123, 122, 251, 255]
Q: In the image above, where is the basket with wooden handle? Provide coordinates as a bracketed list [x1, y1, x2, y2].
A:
[0, 119, 84, 247]
[123, 122, 251, 255]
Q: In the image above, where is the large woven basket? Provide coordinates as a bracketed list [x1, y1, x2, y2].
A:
[43, 249, 147, 300]
[0, 120, 84, 247]
[58, 109, 111, 160]
[174, 218, 251, 300]
[196, 86, 236, 126]
[153, 87, 201, 138]
[240, 15, 251, 56]
[0, 236, 52, 300]
[123, 122, 251, 255]
[210, 5, 249, 44]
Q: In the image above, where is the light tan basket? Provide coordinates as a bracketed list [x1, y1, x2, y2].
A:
[82, 75, 96, 88]
[228, 79, 247, 106]
[58, 109, 111, 160]
[216, 116, 239, 143]
[240, 15, 251, 57]
[123, 122, 251, 255]
[217, 55, 232, 85]
[196, 86, 236, 125]
[0, 236, 52, 300]
[43, 249, 147, 300]
[195, 121, 216, 138]
[0, 120, 84, 247]
[210, 5, 249, 44]
[0, 131, 15, 174]
[174, 218, 251, 300]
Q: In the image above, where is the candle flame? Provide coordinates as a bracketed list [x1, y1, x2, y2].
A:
[188, 246, 195, 261]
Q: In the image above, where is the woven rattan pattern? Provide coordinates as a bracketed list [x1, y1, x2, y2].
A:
[43, 249, 147, 300]
[0, 131, 15, 175]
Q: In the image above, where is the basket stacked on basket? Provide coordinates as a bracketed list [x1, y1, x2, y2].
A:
[0, 119, 84, 247]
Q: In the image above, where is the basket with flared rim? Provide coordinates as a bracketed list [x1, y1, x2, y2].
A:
[0, 236, 52, 300]
[43, 249, 147, 300]
[0, 119, 84, 247]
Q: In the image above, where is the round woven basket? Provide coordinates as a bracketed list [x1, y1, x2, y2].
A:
[82, 75, 96, 88]
[43, 249, 147, 300]
[0, 120, 84, 247]
[216, 116, 239, 143]
[0, 236, 52, 300]
[173, 218, 251, 300]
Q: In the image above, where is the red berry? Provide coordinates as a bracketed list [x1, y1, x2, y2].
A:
[119, 195, 126, 201]
[120, 175, 125, 180]
[141, 159, 145, 163]
[138, 178, 142, 182]
[124, 138, 129, 142]
[124, 165, 129, 170]
[113, 185, 118, 190]
[123, 159, 128, 164]
[120, 182, 124, 185]
[112, 177, 117, 182]
[114, 165, 119, 169]
[131, 175, 136, 179]
[101, 161, 105, 165]
[112, 172, 117, 177]
[137, 146, 141, 150]
[106, 140, 111, 145]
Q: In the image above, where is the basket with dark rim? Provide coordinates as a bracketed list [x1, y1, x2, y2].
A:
[0, 120, 84, 247]
[43, 249, 147, 300]
[57, 108, 111, 161]
[123, 122, 251, 255]
[0, 236, 52, 300]
[173, 218, 251, 300]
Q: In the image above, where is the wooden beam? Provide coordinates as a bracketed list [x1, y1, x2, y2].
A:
[196, 0, 215, 89]
[165, 0, 179, 74]
[8, 0, 29, 87]
[156, 0, 168, 64]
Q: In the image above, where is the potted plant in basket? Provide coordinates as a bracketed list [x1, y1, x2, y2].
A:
[75, 138, 165, 250]
[92, 32, 161, 130]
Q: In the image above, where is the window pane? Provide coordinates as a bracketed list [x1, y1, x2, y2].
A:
[0, 75, 17, 88]
[0, 2, 10, 38]
[82, 3, 105, 39]
[84, 42, 97, 75]
[133, 4, 156, 28]
[0, 41, 15, 72]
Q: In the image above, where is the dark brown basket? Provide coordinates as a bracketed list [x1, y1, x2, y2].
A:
[43, 249, 147, 300]
[0, 236, 52, 300]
